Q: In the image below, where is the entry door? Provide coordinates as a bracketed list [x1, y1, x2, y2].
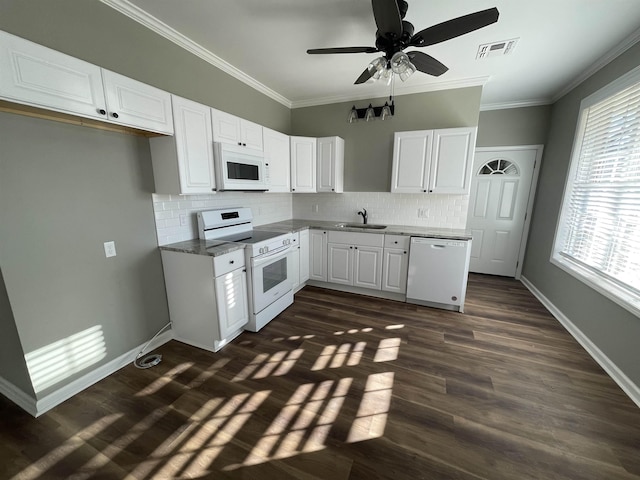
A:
[466, 147, 541, 277]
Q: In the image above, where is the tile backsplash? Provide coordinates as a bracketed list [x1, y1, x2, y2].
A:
[152, 191, 469, 245]
[152, 192, 293, 245]
[292, 192, 469, 229]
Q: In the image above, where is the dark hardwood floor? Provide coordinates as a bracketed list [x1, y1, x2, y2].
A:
[2, 274, 640, 479]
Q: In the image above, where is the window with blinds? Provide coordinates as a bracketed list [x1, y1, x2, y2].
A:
[552, 65, 640, 316]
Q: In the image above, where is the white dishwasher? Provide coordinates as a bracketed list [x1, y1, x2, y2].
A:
[406, 237, 472, 312]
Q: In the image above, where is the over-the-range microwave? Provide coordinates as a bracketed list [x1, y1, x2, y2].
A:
[213, 142, 268, 191]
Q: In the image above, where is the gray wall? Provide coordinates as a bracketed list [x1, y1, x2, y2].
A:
[0, 0, 291, 133]
[523, 42, 640, 387]
[477, 105, 552, 147]
[0, 112, 170, 399]
[0, 268, 35, 396]
[291, 87, 482, 191]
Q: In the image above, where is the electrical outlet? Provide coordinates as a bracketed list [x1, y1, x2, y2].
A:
[312, 204, 319, 213]
[104, 241, 116, 258]
[179, 213, 187, 226]
[418, 208, 429, 218]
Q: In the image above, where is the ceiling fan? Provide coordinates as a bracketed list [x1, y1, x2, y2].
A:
[307, 0, 499, 84]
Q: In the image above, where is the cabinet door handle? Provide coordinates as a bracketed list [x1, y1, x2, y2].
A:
[423, 189, 427, 192]
[243, 268, 246, 272]
[238, 142, 242, 146]
[350, 246, 353, 249]
[242, 143, 247, 146]
[229, 260, 235, 264]
[98, 108, 106, 115]
[111, 112, 119, 119]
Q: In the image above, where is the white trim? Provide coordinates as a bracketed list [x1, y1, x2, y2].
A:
[99, 0, 292, 108]
[550, 64, 640, 319]
[552, 27, 640, 103]
[473, 145, 544, 280]
[8, 330, 174, 417]
[0, 377, 37, 416]
[290, 76, 490, 109]
[520, 276, 640, 409]
[479, 99, 553, 111]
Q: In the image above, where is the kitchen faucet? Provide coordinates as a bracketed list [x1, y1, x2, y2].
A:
[357, 208, 368, 224]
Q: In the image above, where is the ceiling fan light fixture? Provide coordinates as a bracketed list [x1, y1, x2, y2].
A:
[368, 56, 387, 80]
[390, 51, 410, 74]
[399, 61, 416, 81]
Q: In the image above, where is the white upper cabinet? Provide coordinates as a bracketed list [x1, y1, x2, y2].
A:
[211, 108, 264, 150]
[391, 130, 433, 193]
[0, 30, 173, 134]
[317, 136, 344, 193]
[263, 127, 290, 193]
[149, 95, 216, 195]
[429, 127, 476, 194]
[291, 136, 317, 193]
[101, 69, 173, 134]
[0, 30, 107, 121]
[391, 127, 476, 194]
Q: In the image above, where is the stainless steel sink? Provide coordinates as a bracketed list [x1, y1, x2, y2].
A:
[335, 223, 387, 230]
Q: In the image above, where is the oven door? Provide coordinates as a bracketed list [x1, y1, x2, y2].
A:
[250, 246, 293, 313]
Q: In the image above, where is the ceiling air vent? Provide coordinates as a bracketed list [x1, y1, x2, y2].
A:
[476, 38, 519, 59]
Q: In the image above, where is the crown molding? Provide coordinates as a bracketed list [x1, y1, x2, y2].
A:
[290, 76, 490, 109]
[479, 99, 553, 111]
[552, 26, 640, 103]
[99, 0, 292, 108]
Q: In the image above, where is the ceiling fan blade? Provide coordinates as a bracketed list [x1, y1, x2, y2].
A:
[410, 7, 499, 47]
[372, 0, 402, 37]
[354, 67, 373, 84]
[307, 47, 378, 54]
[407, 51, 448, 77]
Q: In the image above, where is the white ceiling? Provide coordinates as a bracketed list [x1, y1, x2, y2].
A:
[102, 0, 640, 109]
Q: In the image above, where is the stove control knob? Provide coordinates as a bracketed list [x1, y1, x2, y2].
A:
[264, 246, 269, 253]
[259, 247, 264, 254]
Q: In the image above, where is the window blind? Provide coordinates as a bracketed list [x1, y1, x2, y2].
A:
[559, 80, 640, 294]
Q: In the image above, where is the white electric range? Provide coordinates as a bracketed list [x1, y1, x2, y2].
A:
[197, 208, 294, 332]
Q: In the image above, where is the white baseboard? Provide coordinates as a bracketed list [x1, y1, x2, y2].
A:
[0, 377, 37, 416]
[520, 276, 640, 409]
[0, 330, 174, 417]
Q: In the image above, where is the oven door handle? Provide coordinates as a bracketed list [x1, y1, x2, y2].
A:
[251, 244, 292, 267]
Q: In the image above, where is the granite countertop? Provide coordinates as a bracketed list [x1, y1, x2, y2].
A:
[257, 219, 472, 240]
[159, 238, 245, 257]
[159, 219, 471, 257]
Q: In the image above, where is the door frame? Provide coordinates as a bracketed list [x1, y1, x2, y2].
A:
[473, 145, 544, 279]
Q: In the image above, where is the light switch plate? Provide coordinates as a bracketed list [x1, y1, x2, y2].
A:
[104, 241, 116, 258]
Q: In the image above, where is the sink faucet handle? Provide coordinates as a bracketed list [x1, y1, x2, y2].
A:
[357, 208, 368, 224]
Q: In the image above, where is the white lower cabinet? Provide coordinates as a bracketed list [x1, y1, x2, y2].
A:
[161, 249, 248, 352]
[309, 229, 328, 281]
[382, 235, 410, 294]
[327, 231, 384, 290]
[290, 232, 301, 292]
[299, 229, 310, 283]
[214, 267, 249, 339]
